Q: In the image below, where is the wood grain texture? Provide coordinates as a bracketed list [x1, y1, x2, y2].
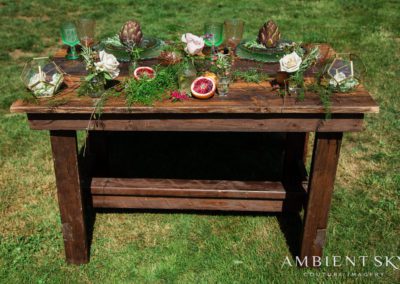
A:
[10, 82, 379, 114]
[92, 196, 302, 212]
[26, 113, 365, 132]
[300, 132, 343, 266]
[91, 178, 306, 199]
[50, 130, 89, 264]
[10, 46, 379, 115]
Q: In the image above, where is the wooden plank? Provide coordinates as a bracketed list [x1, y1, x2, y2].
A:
[91, 178, 305, 199]
[92, 195, 302, 212]
[27, 113, 365, 132]
[50, 130, 89, 264]
[10, 46, 378, 115]
[300, 132, 343, 267]
[10, 83, 379, 114]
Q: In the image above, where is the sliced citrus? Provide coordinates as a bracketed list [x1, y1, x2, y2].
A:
[203, 71, 218, 85]
[133, 66, 156, 80]
[190, 76, 216, 99]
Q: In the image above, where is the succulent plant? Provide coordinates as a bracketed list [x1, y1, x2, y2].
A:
[119, 20, 143, 49]
[257, 20, 281, 48]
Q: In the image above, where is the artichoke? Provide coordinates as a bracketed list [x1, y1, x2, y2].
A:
[257, 20, 281, 48]
[119, 20, 143, 49]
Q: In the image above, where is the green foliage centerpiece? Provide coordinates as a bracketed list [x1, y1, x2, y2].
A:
[278, 43, 319, 99]
[78, 47, 120, 98]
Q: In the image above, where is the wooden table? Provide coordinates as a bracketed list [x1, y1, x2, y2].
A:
[10, 47, 379, 266]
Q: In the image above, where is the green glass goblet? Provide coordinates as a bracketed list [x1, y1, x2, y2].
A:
[60, 22, 80, 60]
[204, 22, 224, 48]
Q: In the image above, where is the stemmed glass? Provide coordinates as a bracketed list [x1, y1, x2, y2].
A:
[60, 22, 80, 60]
[76, 18, 96, 47]
[224, 19, 244, 52]
[204, 23, 224, 55]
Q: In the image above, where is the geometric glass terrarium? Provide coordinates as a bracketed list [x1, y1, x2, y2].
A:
[21, 57, 64, 98]
[328, 58, 353, 83]
[326, 53, 363, 91]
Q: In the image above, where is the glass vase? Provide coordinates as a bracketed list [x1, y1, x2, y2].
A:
[217, 76, 230, 96]
[288, 80, 301, 96]
[88, 76, 105, 98]
[178, 62, 197, 95]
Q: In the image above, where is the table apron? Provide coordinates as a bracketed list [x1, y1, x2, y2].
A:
[27, 113, 364, 132]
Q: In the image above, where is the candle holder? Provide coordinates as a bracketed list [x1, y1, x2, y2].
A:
[60, 22, 80, 60]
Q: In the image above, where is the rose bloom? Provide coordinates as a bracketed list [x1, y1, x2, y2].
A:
[279, 51, 302, 73]
[95, 50, 120, 79]
[181, 33, 204, 55]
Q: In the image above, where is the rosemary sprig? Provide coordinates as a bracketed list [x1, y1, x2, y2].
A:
[125, 64, 180, 106]
[233, 69, 269, 83]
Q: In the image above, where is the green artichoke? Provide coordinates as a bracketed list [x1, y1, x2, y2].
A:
[119, 20, 143, 49]
[257, 20, 281, 48]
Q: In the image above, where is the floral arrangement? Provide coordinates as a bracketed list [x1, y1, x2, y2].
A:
[78, 46, 120, 97]
[181, 33, 205, 56]
[211, 52, 232, 77]
[21, 19, 365, 121]
[278, 44, 320, 98]
[170, 90, 189, 102]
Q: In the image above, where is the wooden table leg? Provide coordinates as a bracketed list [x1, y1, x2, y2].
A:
[300, 132, 342, 267]
[50, 130, 89, 264]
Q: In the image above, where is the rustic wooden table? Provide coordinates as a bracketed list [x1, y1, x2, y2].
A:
[10, 47, 379, 266]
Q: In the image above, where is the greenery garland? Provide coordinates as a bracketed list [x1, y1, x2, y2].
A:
[124, 64, 180, 106]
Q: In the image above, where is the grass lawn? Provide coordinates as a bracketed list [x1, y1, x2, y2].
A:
[0, 0, 399, 283]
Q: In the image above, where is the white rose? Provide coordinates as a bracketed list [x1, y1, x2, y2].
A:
[329, 72, 347, 86]
[279, 51, 302, 73]
[181, 33, 204, 55]
[95, 50, 120, 79]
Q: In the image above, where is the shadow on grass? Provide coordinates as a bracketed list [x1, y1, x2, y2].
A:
[79, 131, 303, 260]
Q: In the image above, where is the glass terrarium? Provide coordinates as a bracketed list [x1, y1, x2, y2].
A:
[326, 53, 364, 91]
[21, 57, 64, 98]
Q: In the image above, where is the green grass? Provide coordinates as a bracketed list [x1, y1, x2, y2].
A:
[0, 0, 399, 283]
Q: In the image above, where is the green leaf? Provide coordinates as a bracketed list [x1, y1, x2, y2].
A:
[104, 73, 112, 80]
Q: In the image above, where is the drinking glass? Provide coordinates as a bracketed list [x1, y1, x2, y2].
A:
[224, 19, 244, 50]
[204, 23, 224, 48]
[76, 18, 96, 47]
[217, 76, 230, 96]
[60, 22, 80, 60]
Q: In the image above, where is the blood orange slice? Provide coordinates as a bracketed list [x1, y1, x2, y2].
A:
[190, 76, 216, 99]
[133, 67, 156, 80]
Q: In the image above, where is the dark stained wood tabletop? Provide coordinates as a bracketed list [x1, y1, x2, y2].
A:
[10, 47, 379, 115]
